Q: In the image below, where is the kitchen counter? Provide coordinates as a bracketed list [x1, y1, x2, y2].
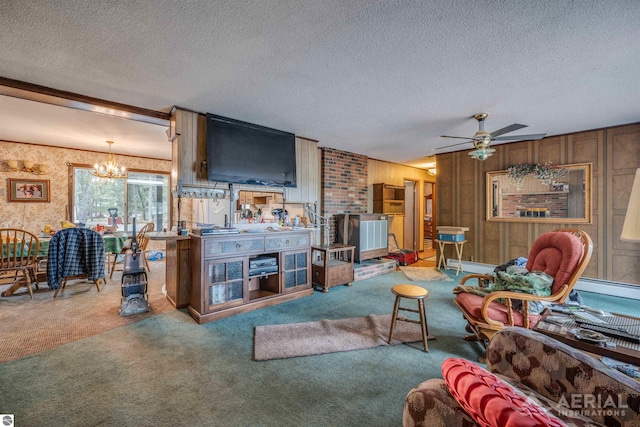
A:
[147, 232, 191, 240]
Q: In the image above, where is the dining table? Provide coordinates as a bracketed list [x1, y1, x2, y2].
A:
[35, 234, 129, 257]
[0, 233, 129, 297]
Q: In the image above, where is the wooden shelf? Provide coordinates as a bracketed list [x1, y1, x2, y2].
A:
[248, 289, 278, 300]
[248, 271, 278, 279]
[373, 183, 405, 214]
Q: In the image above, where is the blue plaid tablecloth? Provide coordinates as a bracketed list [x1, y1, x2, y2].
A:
[45, 229, 117, 290]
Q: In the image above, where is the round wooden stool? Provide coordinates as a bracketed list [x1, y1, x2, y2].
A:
[388, 284, 430, 352]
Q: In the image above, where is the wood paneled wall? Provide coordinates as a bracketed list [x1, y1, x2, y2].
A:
[367, 159, 436, 249]
[285, 137, 320, 204]
[436, 122, 640, 285]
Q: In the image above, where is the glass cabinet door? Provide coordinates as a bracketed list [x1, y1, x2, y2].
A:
[205, 257, 245, 311]
[281, 250, 309, 292]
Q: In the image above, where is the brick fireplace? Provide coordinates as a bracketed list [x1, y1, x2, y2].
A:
[320, 147, 368, 243]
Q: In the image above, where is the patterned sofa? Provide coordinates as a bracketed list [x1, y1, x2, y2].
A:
[403, 327, 640, 427]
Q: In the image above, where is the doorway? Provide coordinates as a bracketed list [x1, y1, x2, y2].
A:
[423, 182, 435, 253]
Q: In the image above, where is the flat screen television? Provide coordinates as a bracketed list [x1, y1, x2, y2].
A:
[206, 113, 297, 187]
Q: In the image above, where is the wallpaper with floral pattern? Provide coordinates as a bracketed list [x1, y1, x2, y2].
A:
[1, 140, 171, 238]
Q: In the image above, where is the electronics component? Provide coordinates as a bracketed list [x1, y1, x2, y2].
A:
[249, 256, 278, 276]
[573, 311, 608, 324]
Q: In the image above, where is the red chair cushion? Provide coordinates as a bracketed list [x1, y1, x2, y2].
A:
[456, 292, 541, 328]
[442, 358, 566, 427]
[526, 231, 583, 294]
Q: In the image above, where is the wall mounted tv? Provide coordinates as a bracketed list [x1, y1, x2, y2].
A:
[206, 113, 297, 188]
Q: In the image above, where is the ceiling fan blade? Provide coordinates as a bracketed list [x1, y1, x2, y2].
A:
[490, 123, 527, 137]
[492, 133, 547, 141]
[438, 135, 475, 140]
[434, 139, 474, 151]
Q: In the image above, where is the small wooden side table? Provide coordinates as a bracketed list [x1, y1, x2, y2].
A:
[435, 239, 466, 275]
[311, 243, 355, 293]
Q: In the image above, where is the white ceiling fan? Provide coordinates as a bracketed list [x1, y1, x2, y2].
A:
[436, 113, 546, 160]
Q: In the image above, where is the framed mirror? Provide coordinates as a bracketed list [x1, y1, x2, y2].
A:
[486, 163, 591, 223]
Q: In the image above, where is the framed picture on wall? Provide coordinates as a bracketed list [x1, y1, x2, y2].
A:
[7, 178, 50, 202]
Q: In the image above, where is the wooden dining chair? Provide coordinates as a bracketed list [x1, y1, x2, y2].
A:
[0, 228, 40, 298]
[110, 222, 155, 279]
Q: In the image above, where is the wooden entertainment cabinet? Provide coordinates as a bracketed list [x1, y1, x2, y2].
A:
[189, 230, 313, 323]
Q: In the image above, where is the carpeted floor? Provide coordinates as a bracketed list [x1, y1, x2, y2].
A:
[0, 259, 173, 363]
[0, 269, 481, 427]
[0, 264, 638, 427]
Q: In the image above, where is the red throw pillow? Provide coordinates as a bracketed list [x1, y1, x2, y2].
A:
[526, 231, 583, 294]
[442, 358, 566, 427]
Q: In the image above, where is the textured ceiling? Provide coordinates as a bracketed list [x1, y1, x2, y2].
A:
[1, 0, 639, 166]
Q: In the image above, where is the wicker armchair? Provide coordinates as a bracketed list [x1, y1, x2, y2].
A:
[454, 228, 592, 347]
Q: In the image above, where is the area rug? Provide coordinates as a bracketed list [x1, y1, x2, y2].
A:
[0, 260, 173, 363]
[253, 313, 433, 361]
[399, 266, 453, 282]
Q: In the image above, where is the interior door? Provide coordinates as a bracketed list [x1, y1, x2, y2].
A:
[403, 180, 416, 250]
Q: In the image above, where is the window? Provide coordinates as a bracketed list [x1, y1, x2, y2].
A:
[71, 167, 170, 233]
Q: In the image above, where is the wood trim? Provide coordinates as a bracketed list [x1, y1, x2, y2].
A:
[403, 177, 419, 251]
[1, 139, 169, 162]
[67, 163, 170, 176]
[367, 155, 437, 173]
[0, 77, 170, 126]
[170, 105, 203, 116]
[67, 163, 172, 226]
[295, 135, 319, 143]
[67, 163, 75, 222]
[484, 163, 592, 224]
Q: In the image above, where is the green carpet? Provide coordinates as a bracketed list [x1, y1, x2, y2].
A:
[0, 271, 637, 427]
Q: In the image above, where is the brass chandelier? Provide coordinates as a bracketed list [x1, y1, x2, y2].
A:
[90, 141, 127, 179]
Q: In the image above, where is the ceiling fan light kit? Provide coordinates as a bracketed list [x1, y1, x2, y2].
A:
[468, 147, 496, 161]
[437, 112, 547, 161]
